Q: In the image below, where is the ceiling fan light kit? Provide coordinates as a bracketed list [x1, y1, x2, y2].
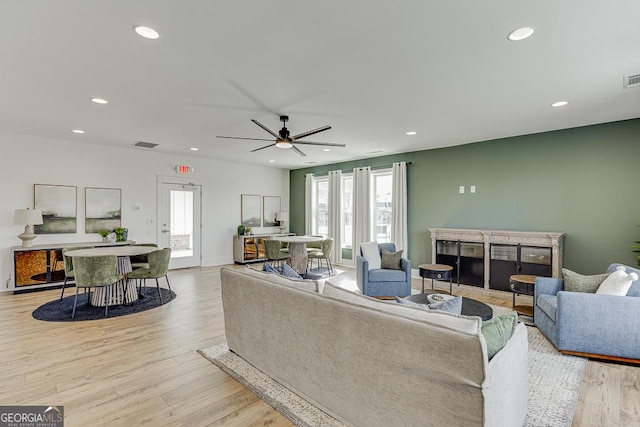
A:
[217, 115, 345, 157]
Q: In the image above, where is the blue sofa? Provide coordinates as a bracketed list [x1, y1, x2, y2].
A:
[356, 242, 412, 297]
[535, 263, 640, 362]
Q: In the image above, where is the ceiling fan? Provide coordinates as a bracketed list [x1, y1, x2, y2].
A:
[216, 115, 345, 157]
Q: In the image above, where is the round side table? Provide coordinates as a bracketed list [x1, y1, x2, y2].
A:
[509, 274, 537, 319]
[418, 264, 454, 294]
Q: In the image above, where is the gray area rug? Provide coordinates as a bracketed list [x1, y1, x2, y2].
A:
[199, 327, 586, 427]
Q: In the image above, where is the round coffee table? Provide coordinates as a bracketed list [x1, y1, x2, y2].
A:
[404, 291, 493, 320]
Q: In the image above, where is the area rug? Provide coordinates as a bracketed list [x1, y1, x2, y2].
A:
[32, 287, 176, 322]
[198, 327, 586, 427]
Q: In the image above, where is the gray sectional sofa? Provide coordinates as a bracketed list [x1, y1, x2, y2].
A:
[535, 263, 640, 362]
[221, 266, 528, 427]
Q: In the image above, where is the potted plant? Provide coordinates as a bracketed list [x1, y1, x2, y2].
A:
[237, 225, 246, 235]
[114, 227, 128, 242]
[98, 229, 110, 242]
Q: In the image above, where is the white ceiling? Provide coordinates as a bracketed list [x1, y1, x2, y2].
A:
[2, 1, 639, 170]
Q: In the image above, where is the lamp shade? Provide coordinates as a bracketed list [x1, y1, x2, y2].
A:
[276, 211, 289, 221]
[13, 208, 43, 225]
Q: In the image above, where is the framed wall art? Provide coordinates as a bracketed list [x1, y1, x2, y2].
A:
[241, 194, 261, 227]
[85, 187, 122, 233]
[262, 196, 281, 227]
[34, 184, 77, 234]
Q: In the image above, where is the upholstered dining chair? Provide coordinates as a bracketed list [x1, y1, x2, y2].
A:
[127, 248, 172, 304]
[72, 255, 124, 318]
[60, 246, 94, 300]
[308, 238, 334, 274]
[305, 236, 323, 255]
[130, 243, 159, 270]
[264, 239, 290, 268]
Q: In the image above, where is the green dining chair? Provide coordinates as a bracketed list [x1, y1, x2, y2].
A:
[130, 243, 158, 270]
[306, 236, 323, 255]
[127, 248, 172, 304]
[72, 255, 124, 318]
[308, 238, 334, 274]
[264, 239, 290, 268]
[60, 246, 94, 300]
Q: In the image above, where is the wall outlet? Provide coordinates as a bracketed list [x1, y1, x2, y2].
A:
[459, 186, 465, 194]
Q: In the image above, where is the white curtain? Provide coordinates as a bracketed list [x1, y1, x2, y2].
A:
[305, 173, 314, 235]
[328, 170, 343, 264]
[391, 161, 408, 257]
[352, 166, 371, 265]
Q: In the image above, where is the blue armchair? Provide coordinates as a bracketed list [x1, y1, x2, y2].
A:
[356, 243, 412, 297]
[535, 263, 640, 362]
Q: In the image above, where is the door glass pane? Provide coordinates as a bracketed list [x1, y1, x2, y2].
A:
[170, 190, 193, 258]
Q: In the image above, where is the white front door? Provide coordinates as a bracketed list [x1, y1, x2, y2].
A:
[158, 182, 202, 269]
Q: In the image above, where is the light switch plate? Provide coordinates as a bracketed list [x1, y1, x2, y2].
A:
[459, 186, 465, 194]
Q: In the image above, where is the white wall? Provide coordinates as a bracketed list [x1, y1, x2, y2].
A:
[0, 131, 289, 291]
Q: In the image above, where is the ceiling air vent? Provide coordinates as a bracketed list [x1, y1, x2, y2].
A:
[133, 141, 158, 149]
[623, 74, 640, 89]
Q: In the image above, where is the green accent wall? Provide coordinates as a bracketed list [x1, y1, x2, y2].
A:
[290, 119, 640, 274]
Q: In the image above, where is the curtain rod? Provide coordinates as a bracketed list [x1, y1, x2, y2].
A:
[307, 161, 411, 177]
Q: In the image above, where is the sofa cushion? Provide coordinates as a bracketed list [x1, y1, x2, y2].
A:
[360, 242, 381, 269]
[481, 311, 518, 359]
[369, 268, 407, 282]
[323, 281, 481, 335]
[395, 295, 463, 315]
[607, 264, 640, 297]
[597, 265, 638, 296]
[381, 249, 403, 270]
[537, 294, 558, 321]
[262, 262, 280, 274]
[250, 266, 318, 292]
[562, 268, 609, 293]
[281, 262, 304, 280]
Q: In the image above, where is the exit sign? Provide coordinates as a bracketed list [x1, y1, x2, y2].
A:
[176, 165, 191, 174]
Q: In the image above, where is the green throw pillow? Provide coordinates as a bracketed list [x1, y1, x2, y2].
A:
[481, 311, 518, 359]
[562, 268, 610, 293]
[381, 249, 403, 270]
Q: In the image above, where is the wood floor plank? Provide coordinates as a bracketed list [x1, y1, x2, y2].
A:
[0, 264, 636, 426]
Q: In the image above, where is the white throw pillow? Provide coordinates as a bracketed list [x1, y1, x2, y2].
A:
[360, 242, 381, 270]
[596, 265, 638, 296]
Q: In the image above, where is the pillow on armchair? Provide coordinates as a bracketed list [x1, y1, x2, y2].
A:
[360, 242, 381, 269]
[381, 249, 403, 270]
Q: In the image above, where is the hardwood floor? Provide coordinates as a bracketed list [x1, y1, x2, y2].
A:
[0, 264, 638, 426]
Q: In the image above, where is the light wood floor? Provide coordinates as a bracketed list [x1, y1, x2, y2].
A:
[0, 264, 638, 426]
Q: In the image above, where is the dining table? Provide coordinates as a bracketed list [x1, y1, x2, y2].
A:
[65, 245, 157, 306]
[272, 235, 323, 274]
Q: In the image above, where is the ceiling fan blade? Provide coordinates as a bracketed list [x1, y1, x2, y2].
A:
[250, 143, 276, 152]
[293, 141, 346, 147]
[251, 119, 280, 139]
[291, 145, 307, 157]
[291, 125, 332, 141]
[216, 136, 275, 142]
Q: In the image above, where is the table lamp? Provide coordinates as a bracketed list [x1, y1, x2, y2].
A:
[276, 211, 289, 233]
[14, 208, 43, 247]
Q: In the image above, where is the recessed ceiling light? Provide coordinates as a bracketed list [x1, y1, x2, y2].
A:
[322, 148, 330, 152]
[268, 160, 275, 163]
[134, 26, 160, 39]
[406, 131, 417, 136]
[90, 97, 108, 104]
[551, 101, 569, 107]
[507, 27, 535, 41]
[72, 129, 85, 134]
[190, 147, 199, 151]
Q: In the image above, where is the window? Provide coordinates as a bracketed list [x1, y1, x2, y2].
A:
[372, 170, 392, 243]
[311, 177, 328, 237]
[342, 174, 353, 249]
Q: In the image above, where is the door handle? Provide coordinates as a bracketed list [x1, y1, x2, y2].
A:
[162, 228, 170, 233]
